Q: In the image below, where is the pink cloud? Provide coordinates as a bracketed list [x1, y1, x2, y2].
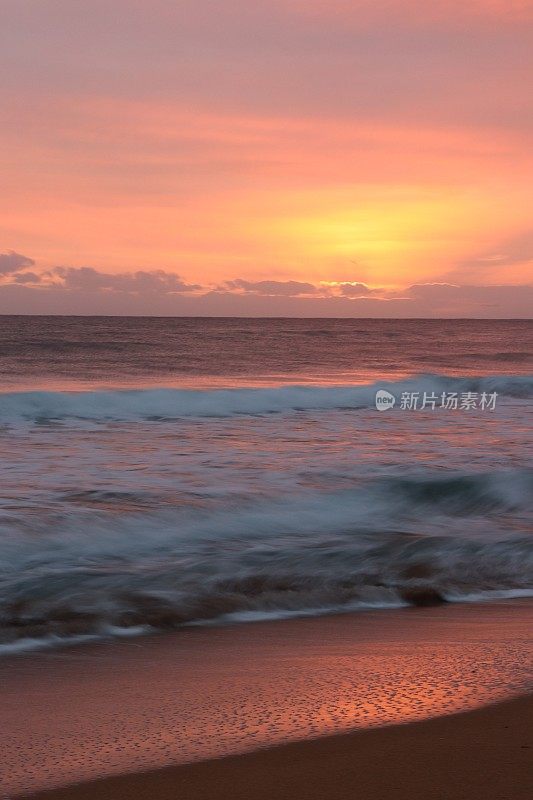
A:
[222, 279, 318, 296]
[336, 283, 373, 297]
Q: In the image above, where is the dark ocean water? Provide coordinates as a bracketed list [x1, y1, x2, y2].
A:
[0, 317, 531, 652]
[1, 316, 532, 389]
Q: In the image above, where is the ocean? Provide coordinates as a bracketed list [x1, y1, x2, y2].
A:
[0, 316, 532, 653]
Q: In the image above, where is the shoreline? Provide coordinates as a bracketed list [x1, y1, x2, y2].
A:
[27, 692, 533, 800]
[3, 600, 532, 797]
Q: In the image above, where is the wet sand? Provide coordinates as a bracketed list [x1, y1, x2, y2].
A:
[30, 692, 533, 800]
[2, 601, 532, 797]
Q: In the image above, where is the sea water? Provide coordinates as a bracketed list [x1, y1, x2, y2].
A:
[0, 317, 531, 652]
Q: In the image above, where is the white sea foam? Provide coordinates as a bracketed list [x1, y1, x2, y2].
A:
[1, 467, 531, 654]
[0, 374, 530, 423]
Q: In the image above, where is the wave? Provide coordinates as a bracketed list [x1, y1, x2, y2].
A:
[0, 374, 531, 423]
[1, 536, 531, 655]
[1, 468, 532, 653]
[385, 471, 533, 514]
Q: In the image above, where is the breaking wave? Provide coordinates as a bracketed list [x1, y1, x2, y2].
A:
[1, 468, 532, 653]
[0, 374, 531, 423]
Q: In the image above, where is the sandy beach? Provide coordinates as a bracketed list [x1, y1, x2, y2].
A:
[30, 692, 533, 800]
[3, 600, 532, 798]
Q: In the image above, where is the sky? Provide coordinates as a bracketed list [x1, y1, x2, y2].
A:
[0, 0, 532, 316]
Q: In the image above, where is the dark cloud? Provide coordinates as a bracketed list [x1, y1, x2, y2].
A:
[53, 266, 200, 294]
[1, 278, 531, 317]
[0, 251, 35, 275]
[404, 282, 533, 315]
[0, 253, 531, 316]
[223, 279, 318, 296]
[11, 272, 41, 284]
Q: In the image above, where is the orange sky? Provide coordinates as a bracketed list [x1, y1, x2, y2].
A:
[0, 1, 532, 315]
